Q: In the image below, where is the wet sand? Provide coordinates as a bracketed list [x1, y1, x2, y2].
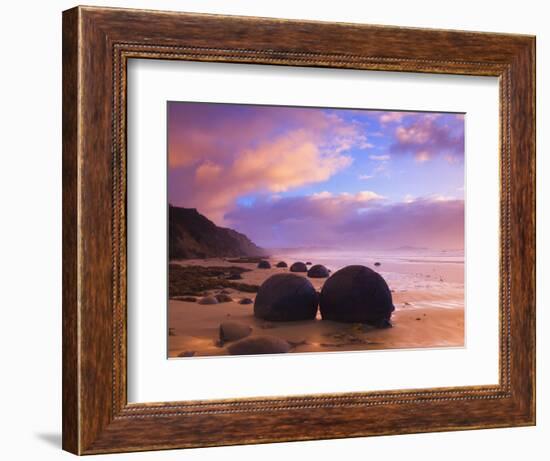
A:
[168, 256, 464, 358]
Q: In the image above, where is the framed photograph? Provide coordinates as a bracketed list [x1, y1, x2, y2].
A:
[62, 6, 535, 455]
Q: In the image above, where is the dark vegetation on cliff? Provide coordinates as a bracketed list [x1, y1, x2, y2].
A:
[169, 205, 266, 260]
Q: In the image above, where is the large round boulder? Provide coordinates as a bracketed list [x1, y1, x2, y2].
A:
[257, 260, 271, 269]
[307, 264, 330, 278]
[275, 261, 288, 268]
[254, 273, 318, 321]
[319, 265, 394, 325]
[289, 262, 308, 273]
[227, 335, 291, 355]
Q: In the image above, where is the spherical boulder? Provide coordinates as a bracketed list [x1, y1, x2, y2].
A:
[307, 264, 330, 278]
[275, 261, 288, 268]
[227, 335, 291, 355]
[254, 273, 318, 321]
[198, 295, 219, 305]
[289, 262, 308, 273]
[374, 262, 381, 267]
[257, 260, 271, 269]
[319, 265, 394, 324]
[219, 321, 252, 342]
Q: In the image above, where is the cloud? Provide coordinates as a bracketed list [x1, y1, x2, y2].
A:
[369, 154, 390, 161]
[225, 193, 463, 250]
[336, 198, 464, 250]
[195, 161, 222, 183]
[378, 112, 407, 124]
[310, 190, 384, 204]
[360, 154, 391, 180]
[226, 191, 383, 229]
[403, 193, 456, 203]
[168, 103, 368, 223]
[391, 113, 464, 163]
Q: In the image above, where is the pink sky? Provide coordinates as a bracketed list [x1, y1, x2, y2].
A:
[168, 102, 464, 251]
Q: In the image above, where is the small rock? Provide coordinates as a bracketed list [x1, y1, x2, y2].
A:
[215, 293, 233, 303]
[290, 262, 308, 273]
[227, 335, 291, 355]
[288, 339, 309, 348]
[275, 261, 288, 268]
[173, 296, 197, 302]
[168, 328, 176, 336]
[306, 262, 312, 265]
[177, 351, 195, 357]
[257, 260, 271, 269]
[219, 321, 252, 342]
[226, 273, 243, 280]
[374, 262, 381, 267]
[198, 296, 219, 305]
[239, 297, 254, 305]
[219, 289, 232, 294]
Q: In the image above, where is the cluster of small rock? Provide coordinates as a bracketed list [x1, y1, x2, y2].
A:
[258, 259, 332, 279]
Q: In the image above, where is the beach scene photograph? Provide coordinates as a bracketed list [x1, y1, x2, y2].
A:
[167, 101, 465, 358]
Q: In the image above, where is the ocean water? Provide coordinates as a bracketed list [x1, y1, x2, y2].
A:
[272, 249, 465, 311]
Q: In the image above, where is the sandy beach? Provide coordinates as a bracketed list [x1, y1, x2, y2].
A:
[168, 252, 464, 358]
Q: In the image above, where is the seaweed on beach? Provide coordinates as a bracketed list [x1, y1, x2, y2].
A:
[169, 264, 259, 297]
[226, 256, 268, 264]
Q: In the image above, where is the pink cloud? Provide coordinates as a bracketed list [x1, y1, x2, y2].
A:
[379, 112, 407, 124]
[226, 194, 463, 251]
[391, 113, 464, 163]
[195, 161, 222, 183]
[338, 198, 464, 250]
[231, 130, 352, 193]
[168, 104, 365, 224]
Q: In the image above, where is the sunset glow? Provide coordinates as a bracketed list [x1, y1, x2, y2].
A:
[168, 102, 464, 251]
